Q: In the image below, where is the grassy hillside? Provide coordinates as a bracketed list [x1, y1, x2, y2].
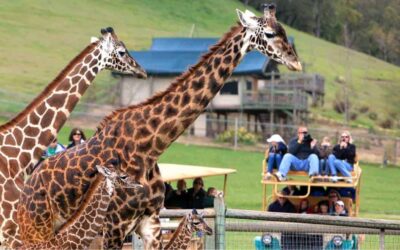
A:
[0, 0, 399, 130]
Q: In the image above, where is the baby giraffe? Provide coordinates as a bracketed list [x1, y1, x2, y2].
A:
[19, 165, 140, 250]
[164, 209, 213, 250]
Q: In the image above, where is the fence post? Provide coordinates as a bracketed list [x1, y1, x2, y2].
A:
[234, 117, 238, 150]
[214, 196, 226, 250]
[379, 228, 385, 250]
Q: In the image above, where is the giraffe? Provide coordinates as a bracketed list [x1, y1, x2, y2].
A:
[0, 27, 146, 248]
[164, 209, 212, 250]
[19, 164, 143, 250]
[17, 4, 301, 249]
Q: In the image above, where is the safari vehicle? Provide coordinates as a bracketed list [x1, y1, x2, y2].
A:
[254, 159, 362, 249]
[129, 163, 236, 250]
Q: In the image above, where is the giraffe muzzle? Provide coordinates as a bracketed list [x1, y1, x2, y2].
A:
[288, 61, 303, 72]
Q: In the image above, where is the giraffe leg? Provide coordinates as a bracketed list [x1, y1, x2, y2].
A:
[136, 212, 162, 250]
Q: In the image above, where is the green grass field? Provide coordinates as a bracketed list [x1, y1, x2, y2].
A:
[159, 142, 400, 219]
[1, 0, 399, 131]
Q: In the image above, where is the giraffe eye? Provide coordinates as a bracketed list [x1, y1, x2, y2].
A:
[265, 33, 276, 39]
[118, 51, 126, 57]
[120, 175, 128, 180]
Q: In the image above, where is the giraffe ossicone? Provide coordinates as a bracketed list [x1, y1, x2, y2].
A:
[18, 5, 301, 250]
[0, 27, 146, 248]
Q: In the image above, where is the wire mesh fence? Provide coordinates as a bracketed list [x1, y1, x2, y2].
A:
[225, 219, 400, 250]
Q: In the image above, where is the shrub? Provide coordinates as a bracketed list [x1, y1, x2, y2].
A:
[333, 99, 345, 114]
[359, 106, 369, 114]
[349, 112, 358, 121]
[368, 112, 378, 120]
[216, 127, 259, 145]
[380, 118, 393, 129]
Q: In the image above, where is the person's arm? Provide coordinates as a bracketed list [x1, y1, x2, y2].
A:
[288, 138, 301, 155]
[278, 142, 287, 155]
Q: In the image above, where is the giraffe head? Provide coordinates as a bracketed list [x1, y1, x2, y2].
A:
[95, 165, 143, 195]
[92, 27, 147, 78]
[187, 209, 213, 236]
[236, 4, 302, 71]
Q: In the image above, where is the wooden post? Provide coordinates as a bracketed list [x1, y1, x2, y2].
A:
[214, 196, 226, 250]
[379, 228, 385, 250]
[234, 118, 238, 150]
[223, 174, 228, 197]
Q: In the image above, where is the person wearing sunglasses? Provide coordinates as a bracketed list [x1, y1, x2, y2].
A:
[274, 126, 319, 182]
[328, 130, 356, 183]
[67, 127, 87, 149]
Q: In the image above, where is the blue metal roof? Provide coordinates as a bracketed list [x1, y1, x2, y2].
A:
[123, 36, 296, 76]
[130, 50, 268, 76]
[150, 38, 218, 51]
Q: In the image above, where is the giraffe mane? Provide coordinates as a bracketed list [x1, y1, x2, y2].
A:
[56, 173, 105, 234]
[97, 24, 244, 131]
[0, 41, 99, 132]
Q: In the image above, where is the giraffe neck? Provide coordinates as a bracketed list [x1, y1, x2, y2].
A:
[22, 174, 111, 250]
[164, 216, 193, 250]
[101, 25, 250, 163]
[0, 42, 105, 176]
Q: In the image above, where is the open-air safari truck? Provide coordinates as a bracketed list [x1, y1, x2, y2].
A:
[254, 159, 362, 250]
[160, 163, 236, 250]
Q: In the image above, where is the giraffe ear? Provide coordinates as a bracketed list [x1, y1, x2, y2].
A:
[236, 9, 258, 29]
[90, 37, 99, 43]
[244, 9, 257, 18]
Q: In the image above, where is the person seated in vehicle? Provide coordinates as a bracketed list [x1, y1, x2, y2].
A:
[331, 200, 348, 216]
[165, 179, 188, 209]
[327, 189, 342, 214]
[187, 177, 206, 209]
[317, 200, 329, 215]
[274, 126, 319, 182]
[298, 198, 313, 214]
[317, 136, 332, 181]
[282, 185, 301, 196]
[203, 187, 218, 208]
[267, 189, 296, 213]
[264, 134, 287, 180]
[328, 130, 356, 183]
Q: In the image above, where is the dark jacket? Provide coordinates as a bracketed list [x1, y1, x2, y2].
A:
[332, 143, 356, 164]
[268, 142, 287, 155]
[288, 137, 319, 160]
[187, 188, 206, 209]
[268, 199, 296, 213]
[165, 190, 188, 209]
